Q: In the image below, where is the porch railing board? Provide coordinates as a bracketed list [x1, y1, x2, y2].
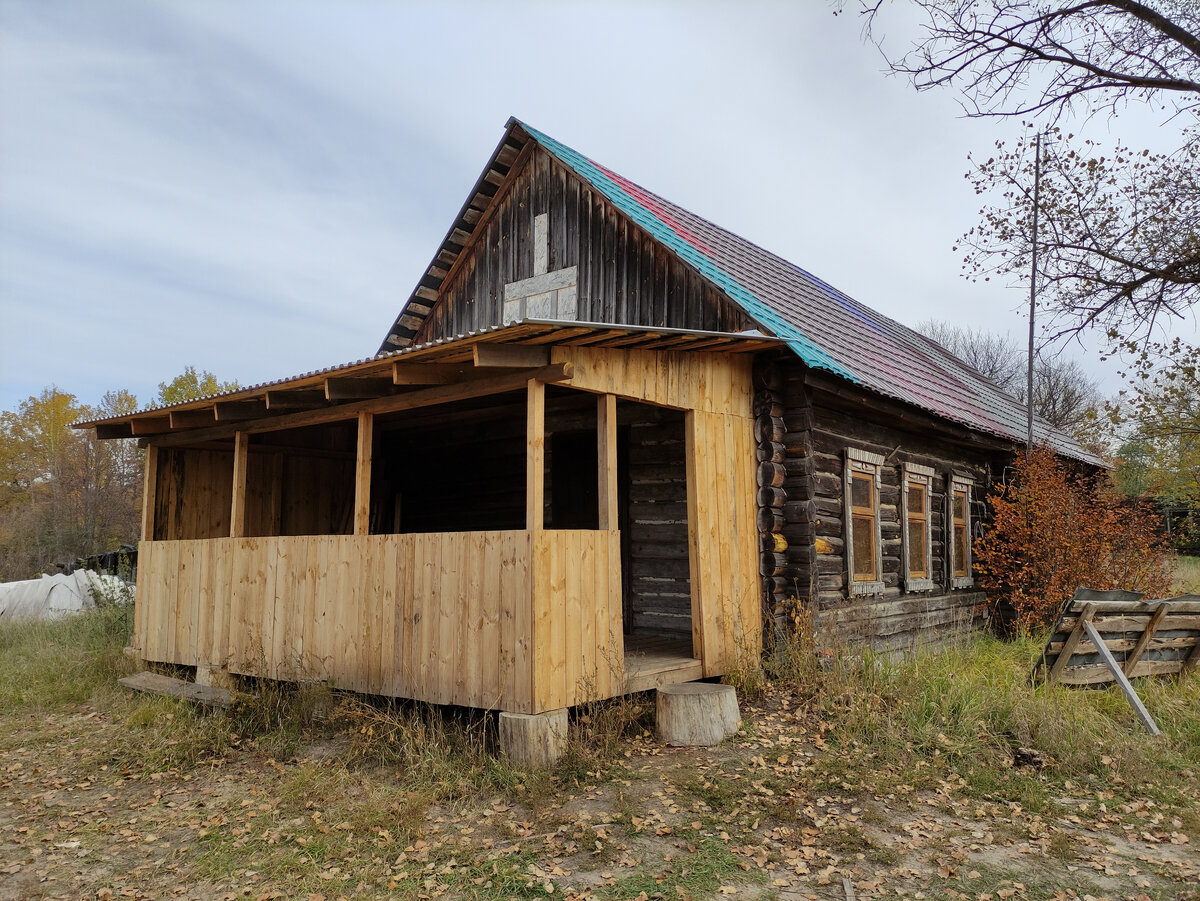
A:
[135, 530, 630, 714]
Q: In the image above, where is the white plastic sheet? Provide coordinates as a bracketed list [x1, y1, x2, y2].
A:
[0, 570, 130, 621]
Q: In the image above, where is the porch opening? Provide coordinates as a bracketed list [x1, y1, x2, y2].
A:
[370, 390, 528, 533]
[615, 399, 700, 688]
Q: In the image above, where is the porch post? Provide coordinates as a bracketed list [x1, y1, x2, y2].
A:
[526, 379, 545, 531]
[140, 444, 158, 542]
[597, 394, 618, 530]
[230, 430, 248, 538]
[354, 411, 374, 536]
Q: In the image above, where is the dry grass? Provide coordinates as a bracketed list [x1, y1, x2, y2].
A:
[2, 603, 1199, 899]
[1173, 554, 1200, 594]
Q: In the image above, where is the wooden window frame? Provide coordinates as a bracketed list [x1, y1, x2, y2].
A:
[948, 474, 974, 589]
[901, 462, 935, 592]
[845, 447, 885, 597]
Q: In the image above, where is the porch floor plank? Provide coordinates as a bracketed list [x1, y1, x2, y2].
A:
[623, 634, 703, 694]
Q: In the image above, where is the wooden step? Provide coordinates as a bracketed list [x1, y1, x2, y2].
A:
[118, 671, 232, 708]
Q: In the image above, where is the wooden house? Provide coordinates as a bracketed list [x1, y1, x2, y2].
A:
[79, 118, 1101, 714]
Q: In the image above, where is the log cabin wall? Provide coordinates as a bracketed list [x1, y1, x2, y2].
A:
[413, 146, 754, 343]
[775, 357, 1002, 654]
[622, 403, 690, 638]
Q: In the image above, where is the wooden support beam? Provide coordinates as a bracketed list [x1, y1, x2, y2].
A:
[229, 431, 248, 538]
[1183, 637, 1200, 678]
[1047, 603, 1096, 683]
[130, 416, 171, 436]
[169, 409, 216, 429]
[96, 423, 133, 440]
[474, 343, 551, 368]
[1124, 603, 1168, 676]
[597, 394, 618, 531]
[265, 389, 327, 410]
[151, 363, 574, 448]
[526, 379, 545, 532]
[354, 411, 373, 536]
[1081, 620, 1161, 735]
[392, 362, 465, 385]
[325, 377, 395, 400]
[214, 400, 267, 421]
[140, 444, 158, 542]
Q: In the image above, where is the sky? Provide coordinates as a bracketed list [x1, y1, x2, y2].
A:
[1, 1, 1194, 415]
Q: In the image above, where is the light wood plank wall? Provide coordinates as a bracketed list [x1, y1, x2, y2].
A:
[555, 346, 761, 674]
[136, 347, 760, 708]
[136, 530, 622, 713]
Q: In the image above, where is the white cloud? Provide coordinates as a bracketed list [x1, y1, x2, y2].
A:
[1, 0, 1191, 413]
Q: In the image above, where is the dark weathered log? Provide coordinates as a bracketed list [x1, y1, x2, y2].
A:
[814, 516, 843, 537]
[756, 444, 784, 463]
[757, 487, 786, 508]
[813, 473, 841, 499]
[758, 462, 786, 489]
[757, 507, 784, 533]
[784, 454, 814, 476]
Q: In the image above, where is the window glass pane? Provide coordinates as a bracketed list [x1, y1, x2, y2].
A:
[908, 528, 927, 577]
[851, 473, 873, 509]
[954, 524, 968, 576]
[953, 490, 966, 521]
[852, 514, 875, 578]
[907, 483, 925, 515]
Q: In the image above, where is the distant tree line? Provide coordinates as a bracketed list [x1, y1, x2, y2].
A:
[0, 367, 237, 581]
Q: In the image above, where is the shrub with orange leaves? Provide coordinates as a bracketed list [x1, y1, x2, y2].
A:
[976, 447, 1174, 634]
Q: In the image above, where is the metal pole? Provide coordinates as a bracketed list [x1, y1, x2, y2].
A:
[1026, 132, 1041, 455]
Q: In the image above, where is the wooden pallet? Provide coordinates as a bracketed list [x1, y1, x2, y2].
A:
[118, 671, 232, 708]
[1034, 587, 1200, 734]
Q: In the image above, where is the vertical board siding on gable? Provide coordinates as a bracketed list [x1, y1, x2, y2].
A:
[414, 147, 753, 344]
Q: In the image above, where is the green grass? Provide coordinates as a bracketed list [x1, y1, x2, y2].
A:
[0, 602, 136, 712]
[1173, 554, 1200, 593]
[4, 599, 1199, 898]
[785, 632, 1200, 828]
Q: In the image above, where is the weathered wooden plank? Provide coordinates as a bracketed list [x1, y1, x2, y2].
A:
[1059, 613, 1200, 632]
[119, 671, 231, 708]
[1046, 634, 1198, 656]
[1082, 620, 1161, 734]
[1047, 603, 1096, 683]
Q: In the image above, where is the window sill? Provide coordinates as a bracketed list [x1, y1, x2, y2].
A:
[850, 580, 885, 597]
[951, 577, 974, 590]
[905, 578, 935, 593]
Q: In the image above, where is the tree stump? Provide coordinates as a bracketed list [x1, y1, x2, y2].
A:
[657, 683, 740, 747]
[499, 708, 568, 768]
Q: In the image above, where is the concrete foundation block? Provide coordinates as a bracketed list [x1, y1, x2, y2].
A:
[657, 683, 740, 747]
[499, 708, 568, 768]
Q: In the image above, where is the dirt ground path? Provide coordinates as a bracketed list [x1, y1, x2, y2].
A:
[1, 691, 1196, 901]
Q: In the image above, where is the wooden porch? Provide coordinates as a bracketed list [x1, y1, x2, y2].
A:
[121, 336, 762, 714]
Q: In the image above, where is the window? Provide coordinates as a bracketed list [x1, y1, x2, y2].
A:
[948, 474, 974, 589]
[901, 463, 935, 592]
[844, 448, 885, 596]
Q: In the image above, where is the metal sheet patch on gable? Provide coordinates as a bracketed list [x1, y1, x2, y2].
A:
[522, 125, 858, 383]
